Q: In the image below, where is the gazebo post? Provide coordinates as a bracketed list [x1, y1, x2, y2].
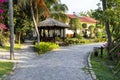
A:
[63, 28, 65, 41]
[60, 28, 61, 37]
[53, 28, 56, 42]
[39, 28, 42, 41]
[48, 28, 50, 37]
[43, 29, 45, 37]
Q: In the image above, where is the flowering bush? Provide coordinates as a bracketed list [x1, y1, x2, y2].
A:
[0, 0, 8, 46]
[0, 0, 7, 29]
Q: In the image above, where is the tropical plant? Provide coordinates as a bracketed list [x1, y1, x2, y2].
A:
[82, 23, 87, 28]
[49, 1, 69, 23]
[88, 25, 95, 38]
[100, 0, 120, 75]
[13, 3, 34, 44]
[82, 23, 87, 38]
[18, 0, 49, 44]
[101, 0, 112, 54]
[69, 18, 81, 37]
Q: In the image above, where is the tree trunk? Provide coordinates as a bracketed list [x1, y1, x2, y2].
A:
[102, 0, 112, 54]
[18, 32, 21, 45]
[30, 0, 40, 44]
[8, 0, 14, 60]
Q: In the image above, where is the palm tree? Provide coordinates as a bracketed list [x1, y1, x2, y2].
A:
[8, 0, 14, 60]
[50, 2, 69, 23]
[19, 0, 49, 44]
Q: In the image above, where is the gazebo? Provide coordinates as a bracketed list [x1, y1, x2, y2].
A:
[38, 18, 70, 42]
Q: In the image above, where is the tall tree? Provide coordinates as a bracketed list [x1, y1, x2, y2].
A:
[101, 0, 112, 54]
[8, 0, 14, 60]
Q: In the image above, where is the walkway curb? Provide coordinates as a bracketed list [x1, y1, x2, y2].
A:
[87, 52, 97, 80]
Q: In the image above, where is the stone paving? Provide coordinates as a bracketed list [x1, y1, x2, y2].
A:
[1, 42, 103, 80]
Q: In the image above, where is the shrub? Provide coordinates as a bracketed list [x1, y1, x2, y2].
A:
[65, 38, 80, 45]
[94, 38, 107, 42]
[76, 34, 83, 39]
[97, 32, 103, 38]
[82, 23, 87, 28]
[35, 42, 59, 54]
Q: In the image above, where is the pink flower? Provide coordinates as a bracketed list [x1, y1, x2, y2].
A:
[0, 9, 4, 13]
[0, 0, 7, 3]
[0, 23, 7, 29]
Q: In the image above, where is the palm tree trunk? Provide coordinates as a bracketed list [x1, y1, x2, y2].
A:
[102, 0, 112, 54]
[30, 0, 40, 44]
[18, 32, 21, 45]
[8, 0, 14, 60]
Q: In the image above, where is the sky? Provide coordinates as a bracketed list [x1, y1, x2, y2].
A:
[61, 0, 101, 14]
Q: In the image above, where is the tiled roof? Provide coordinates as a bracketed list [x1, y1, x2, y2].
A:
[67, 14, 99, 23]
[80, 16, 99, 23]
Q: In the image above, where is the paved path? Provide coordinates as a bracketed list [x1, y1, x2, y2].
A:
[3, 42, 103, 80]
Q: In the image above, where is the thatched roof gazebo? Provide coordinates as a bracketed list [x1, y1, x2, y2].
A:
[38, 18, 70, 42]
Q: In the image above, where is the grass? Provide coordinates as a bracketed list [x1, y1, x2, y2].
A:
[91, 50, 120, 80]
[0, 61, 14, 78]
[0, 44, 21, 51]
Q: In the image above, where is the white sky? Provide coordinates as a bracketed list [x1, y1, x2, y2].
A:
[61, 0, 101, 14]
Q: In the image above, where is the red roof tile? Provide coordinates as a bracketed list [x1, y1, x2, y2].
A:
[67, 14, 99, 23]
[80, 16, 99, 23]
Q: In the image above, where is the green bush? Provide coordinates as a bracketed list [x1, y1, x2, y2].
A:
[65, 38, 80, 45]
[80, 39, 86, 43]
[82, 23, 87, 28]
[80, 38, 91, 44]
[95, 32, 103, 38]
[35, 42, 59, 54]
[94, 38, 107, 42]
[0, 34, 9, 47]
[76, 34, 83, 39]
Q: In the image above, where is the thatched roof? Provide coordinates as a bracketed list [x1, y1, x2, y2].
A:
[38, 18, 69, 28]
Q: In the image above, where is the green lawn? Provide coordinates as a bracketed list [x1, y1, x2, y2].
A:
[91, 50, 120, 80]
[0, 61, 14, 78]
[0, 44, 21, 51]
